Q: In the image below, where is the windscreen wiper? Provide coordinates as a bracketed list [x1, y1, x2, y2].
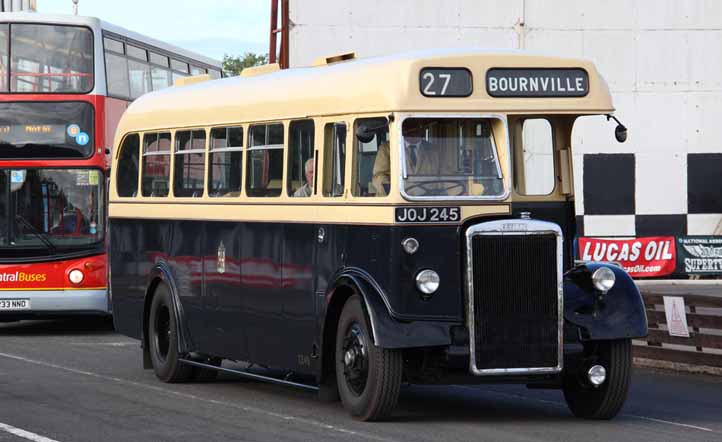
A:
[14, 214, 56, 255]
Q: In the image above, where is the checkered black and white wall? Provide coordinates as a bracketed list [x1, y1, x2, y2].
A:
[576, 152, 722, 238]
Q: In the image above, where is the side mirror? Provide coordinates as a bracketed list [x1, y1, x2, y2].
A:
[355, 118, 390, 143]
[355, 125, 376, 144]
[607, 115, 628, 143]
[615, 124, 627, 143]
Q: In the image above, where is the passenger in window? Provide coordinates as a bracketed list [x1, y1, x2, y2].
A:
[293, 158, 314, 197]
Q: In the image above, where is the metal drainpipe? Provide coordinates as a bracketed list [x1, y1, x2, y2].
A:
[514, 0, 527, 50]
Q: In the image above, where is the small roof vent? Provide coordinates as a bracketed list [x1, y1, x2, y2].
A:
[174, 74, 212, 87]
[241, 63, 281, 78]
[312, 51, 356, 67]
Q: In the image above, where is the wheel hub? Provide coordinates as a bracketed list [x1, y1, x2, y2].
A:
[341, 323, 368, 396]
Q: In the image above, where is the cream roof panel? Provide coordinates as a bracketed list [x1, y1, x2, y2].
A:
[115, 48, 614, 137]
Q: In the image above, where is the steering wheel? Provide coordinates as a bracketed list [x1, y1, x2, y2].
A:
[405, 180, 467, 196]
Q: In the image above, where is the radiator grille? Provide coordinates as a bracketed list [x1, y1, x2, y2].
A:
[470, 233, 559, 371]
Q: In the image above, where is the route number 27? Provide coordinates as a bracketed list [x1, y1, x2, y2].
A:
[419, 68, 472, 97]
[422, 72, 451, 96]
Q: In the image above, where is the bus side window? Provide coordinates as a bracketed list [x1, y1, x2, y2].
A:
[117, 133, 140, 197]
[515, 118, 555, 196]
[353, 117, 388, 197]
[209, 126, 243, 197]
[141, 132, 171, 197]
[323, 122, 346, 197]
[174, 129, 206, 197]
[287, 120, 315, 197]
[246, 123, 284, 197]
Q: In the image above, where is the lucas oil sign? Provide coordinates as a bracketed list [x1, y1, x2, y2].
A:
[486, 68, 589, 97]
[578, 237, 676, 278]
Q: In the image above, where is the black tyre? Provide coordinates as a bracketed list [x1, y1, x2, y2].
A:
[148, 283, 193, 383]
[563, 339, 632, 419]
[335, 295, 402, 421]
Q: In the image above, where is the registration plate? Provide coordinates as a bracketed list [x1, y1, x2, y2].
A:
[0, 299, 31, 310]
[395, 206, 461, 223]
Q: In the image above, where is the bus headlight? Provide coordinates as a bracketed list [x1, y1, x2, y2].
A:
[68, 269, 84, 285]
[591, 267, 615, 293]
[415, 269, 439, 295]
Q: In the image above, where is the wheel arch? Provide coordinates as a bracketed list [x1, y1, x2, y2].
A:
[318, 268, 453, 386]
[141, 261, 192, 369]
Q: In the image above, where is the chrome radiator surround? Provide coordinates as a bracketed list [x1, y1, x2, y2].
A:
[465, 219, 564, 376]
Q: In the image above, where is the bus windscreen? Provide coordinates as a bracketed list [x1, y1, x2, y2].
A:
[0, 168, 104, 254]
[0, 102, 94, 158]
[6, 24, 93, 93]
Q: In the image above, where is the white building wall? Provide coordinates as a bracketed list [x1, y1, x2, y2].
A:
[289, 0, 722, 237]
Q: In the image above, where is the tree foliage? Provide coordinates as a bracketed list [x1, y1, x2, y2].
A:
[222, 52, 269, 77]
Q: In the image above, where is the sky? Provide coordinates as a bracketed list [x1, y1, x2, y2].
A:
[40, 0, 270, 61]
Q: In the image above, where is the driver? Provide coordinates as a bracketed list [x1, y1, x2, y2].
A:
[371, 120, 436, 196]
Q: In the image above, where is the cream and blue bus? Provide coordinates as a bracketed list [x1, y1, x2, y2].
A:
[108, 48, 647, 421]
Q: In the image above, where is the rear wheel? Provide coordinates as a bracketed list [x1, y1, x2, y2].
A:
[335, 295, 402, 421]
[563, 339, 632, 419]
[148, 283, 193, 383]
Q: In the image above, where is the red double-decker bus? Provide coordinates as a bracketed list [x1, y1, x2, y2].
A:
[0, 13, 221, 320]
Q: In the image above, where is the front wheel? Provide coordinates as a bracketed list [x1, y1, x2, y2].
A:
[335, 295, 402, 421]
[148, 283, 193, 383]
[563, 339, 632, 419]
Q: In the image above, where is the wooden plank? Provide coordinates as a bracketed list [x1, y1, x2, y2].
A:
[634, 345, 722, 367]
[646, 310, 722, 330]
[640, 292, 722, 309]
[645, 329, 722, 349]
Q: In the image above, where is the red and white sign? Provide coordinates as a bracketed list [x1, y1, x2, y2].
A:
[578, 236, 676, 278]
[663, 296, 690, 338]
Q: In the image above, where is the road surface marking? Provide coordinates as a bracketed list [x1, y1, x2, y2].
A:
[0, 352, 398, 442]
[454, 385, 719, 434]
[0, 422, 61, 442]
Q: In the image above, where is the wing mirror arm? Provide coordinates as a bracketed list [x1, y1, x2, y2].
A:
[606, 114, 628, 143]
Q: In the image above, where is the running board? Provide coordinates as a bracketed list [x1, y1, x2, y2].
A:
[179, 358, 319, 392]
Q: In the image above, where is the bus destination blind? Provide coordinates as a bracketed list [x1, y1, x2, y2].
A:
[486, 68, 589, 97]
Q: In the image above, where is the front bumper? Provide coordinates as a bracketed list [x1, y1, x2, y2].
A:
[0, 288, 109, 316]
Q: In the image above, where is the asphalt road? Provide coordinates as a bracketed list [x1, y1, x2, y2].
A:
[1, 318, 721, 442]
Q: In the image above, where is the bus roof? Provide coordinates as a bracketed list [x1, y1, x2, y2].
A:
[0, 12, 221, 68]
[116, 47, 614, 136]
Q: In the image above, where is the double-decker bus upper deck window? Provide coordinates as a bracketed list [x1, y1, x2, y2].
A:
[356, 117, 389, 197]
[174, 129, 206, 197]
[141, 132, 171, 197]
[117, 134, 140, 197]
[208, 69, 222, 79]
[287, 120, 315, 197]
[149, 52, 171, 90]
[103, 37, 123, 54]
[514, 118, 555, 196]
[0, 102, 94, 158]
[128, 58, 151, 99]
[209, 126, 243, 197]
[247, 123, 283, 197]
[0, 25, 8, 92]
[126, 45, 147, 61]
[401, 118, 504, 198]
[106, 51, 130, 98]
[10, 24, 93, 93]
[323, 123, 346, 197]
